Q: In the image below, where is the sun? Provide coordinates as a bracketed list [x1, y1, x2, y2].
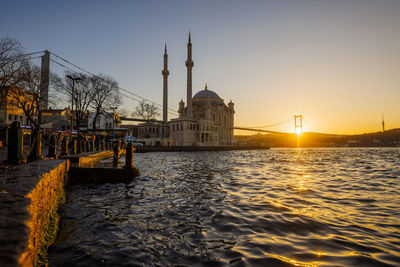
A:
[296, 128, 302, 136]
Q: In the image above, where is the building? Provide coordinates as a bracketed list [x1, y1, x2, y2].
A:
[0, 87, 37, 144]
[170, 85, 234, 146]
[41, 108, 71, 131]
[127, 33, 235, 147]
[136, 122, 170, 146]
[169, 34, 234, 146]
[0, 87, 35, 126]
[88, 111, 121, 131]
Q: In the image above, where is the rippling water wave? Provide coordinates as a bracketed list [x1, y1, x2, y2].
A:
[49, 148, 400, 266]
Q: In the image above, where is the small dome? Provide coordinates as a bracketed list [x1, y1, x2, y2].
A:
[193, 89, 220, 99]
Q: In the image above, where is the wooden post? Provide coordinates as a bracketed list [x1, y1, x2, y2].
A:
[61, 136, 68, 156]
[7, 121, 23, 164]
[88, 137, 93, 152]
[82, 139, 87, 153]
[70, 137, 77, 154]
[27, 129, 41, 162]
[47, 134, 57, 158]
[125, 142, 134, 168]
[101, 137, 105, 150]
[94, 136, 99, 151]
[113, 142, 119, 163]
[77, 137, 83, 154]
[85, 139, 90, 152]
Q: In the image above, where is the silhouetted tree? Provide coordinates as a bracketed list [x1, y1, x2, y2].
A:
[7, 63, 49, 160]
[88, 74, 121, 131]
[118, 108, 128, 117]
[0, 37, 26, 110]
[131, 100, 160, 121]
[54, 72, 93, 134]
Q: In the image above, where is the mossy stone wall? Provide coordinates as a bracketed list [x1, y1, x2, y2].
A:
[0, 159, 70, 266]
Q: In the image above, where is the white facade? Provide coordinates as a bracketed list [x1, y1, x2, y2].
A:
[169, 85, 234, 147]
[88, 111, 114, 130]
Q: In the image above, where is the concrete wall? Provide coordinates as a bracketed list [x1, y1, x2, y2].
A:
[0, 159, 70, 266]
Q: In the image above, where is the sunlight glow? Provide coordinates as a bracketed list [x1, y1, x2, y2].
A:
[296, 128, 303, 136]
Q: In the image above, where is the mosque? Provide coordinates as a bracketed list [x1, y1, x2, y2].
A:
[136, 33, 234, 146]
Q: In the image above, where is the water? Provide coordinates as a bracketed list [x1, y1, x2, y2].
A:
[49, 148, 400, 266]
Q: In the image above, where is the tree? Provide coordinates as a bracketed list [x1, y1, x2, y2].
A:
[118, 108, 128, 117]
[54, 72, 94, 134]
[88, 74, 121, 131]
[7, 63, 45, 160]
[0, 37, 26, 110]
[131, 100, 160, 121]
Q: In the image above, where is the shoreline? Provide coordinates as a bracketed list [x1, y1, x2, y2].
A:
[134, 146, 270, 153]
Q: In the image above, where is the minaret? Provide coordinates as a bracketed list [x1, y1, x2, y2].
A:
[205, 84, 211, 120]
[185, 32, 194, 118]
[382, 113, 385, 133]
[162, 43, 169, 123]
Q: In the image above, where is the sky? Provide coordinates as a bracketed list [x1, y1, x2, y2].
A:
[1, 0, 399, 134]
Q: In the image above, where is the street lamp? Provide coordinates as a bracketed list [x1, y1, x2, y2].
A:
[66, 75, 81, 139]
[110, 106, 118, 136]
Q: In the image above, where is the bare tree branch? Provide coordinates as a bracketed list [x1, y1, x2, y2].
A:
[88, 74, 121, 131]
[53, 71, 94, 134]
[131, 100, 160, 121]
[0, 37, 27, 110]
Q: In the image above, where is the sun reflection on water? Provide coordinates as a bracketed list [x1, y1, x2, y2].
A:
[51, 148, 400, 266]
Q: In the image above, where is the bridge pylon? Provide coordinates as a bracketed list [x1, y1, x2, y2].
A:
[294, 115, 303, 134]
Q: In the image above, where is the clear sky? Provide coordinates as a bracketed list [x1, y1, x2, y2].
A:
[1, 0, 399, 134]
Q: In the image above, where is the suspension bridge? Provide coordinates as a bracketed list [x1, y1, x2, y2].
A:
[11, 50, 306, 135]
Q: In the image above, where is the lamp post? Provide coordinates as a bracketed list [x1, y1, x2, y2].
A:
[110, 106, 117, 136]
[66, 75, 81, 140]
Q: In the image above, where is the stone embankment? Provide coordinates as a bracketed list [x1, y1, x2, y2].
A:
[64, 151, 115, 167]
[68, 145, 139, 184]
[0, 146, 140, 266]
[0, 159, 70, 266]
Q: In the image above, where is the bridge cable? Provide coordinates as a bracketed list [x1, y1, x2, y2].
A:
[50, 58, 178, 117]
[49, 51, 179, 115]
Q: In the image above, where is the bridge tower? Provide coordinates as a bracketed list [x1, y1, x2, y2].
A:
[294, 115, 303, 134]
[39, 50, 50, 109]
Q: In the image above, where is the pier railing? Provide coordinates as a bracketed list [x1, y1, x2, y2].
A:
[5, 121, 123, 166]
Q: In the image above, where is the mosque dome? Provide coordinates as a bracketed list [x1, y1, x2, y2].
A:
[193, 84, 221, 99]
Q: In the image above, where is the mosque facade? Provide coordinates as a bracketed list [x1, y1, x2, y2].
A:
[136, 34, 234, 146]
[168, 34, 234, 146]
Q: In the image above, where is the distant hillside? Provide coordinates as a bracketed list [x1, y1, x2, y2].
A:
[235, 128, 400, 147]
